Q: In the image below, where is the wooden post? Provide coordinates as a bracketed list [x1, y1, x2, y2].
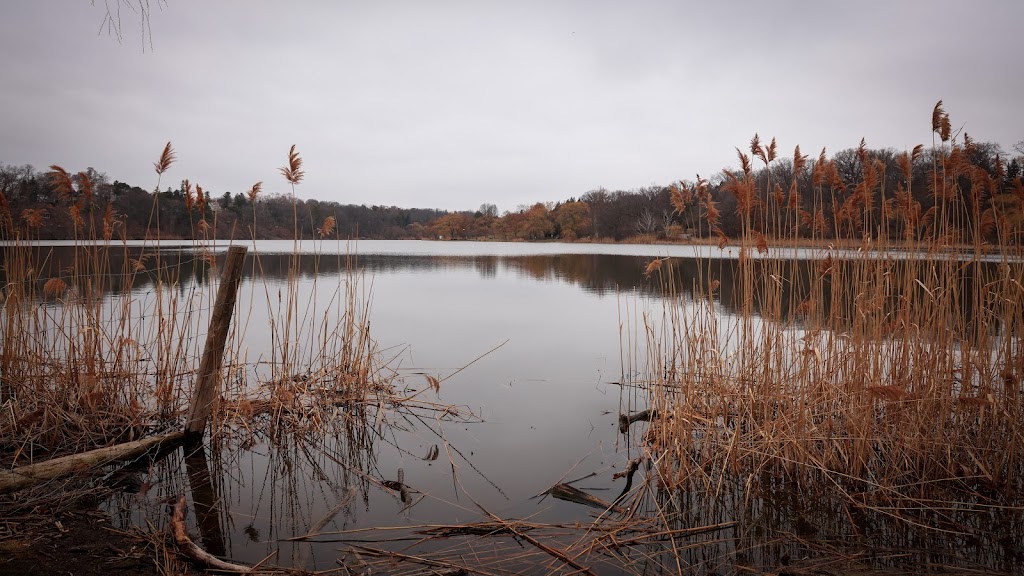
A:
[185, 245, 247, 440]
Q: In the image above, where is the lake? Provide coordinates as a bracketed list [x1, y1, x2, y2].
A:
[9, 239, 1021, 574]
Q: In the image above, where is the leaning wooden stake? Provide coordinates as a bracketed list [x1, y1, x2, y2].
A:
[185, 245, 247, 440]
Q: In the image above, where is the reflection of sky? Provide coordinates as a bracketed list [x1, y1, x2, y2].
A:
[360, 260, 630, 518]
[198, 247, 654, 565]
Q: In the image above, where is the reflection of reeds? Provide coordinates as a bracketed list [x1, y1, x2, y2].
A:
[629, 103, 1024, 571]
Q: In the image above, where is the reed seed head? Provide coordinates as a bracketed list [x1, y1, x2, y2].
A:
[76, 171, 94, 201]
[319, 215, 336, 237]
[48, 165, 75, 201]
[154, 142, 176, 175]
[280, 145, 305, 185]
[21, 207, 46, 228]
[43, 277, 67, 299]
[247, 181, 263, 203]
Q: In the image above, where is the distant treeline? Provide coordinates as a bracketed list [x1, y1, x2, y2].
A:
[2, 139, 1022, 242]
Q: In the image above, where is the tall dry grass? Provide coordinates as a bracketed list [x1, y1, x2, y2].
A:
[634, 103, 1024, 544]
[0, 143, 385, 469]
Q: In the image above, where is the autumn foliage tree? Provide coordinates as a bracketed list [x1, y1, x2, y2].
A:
[552, 201, 592, 240]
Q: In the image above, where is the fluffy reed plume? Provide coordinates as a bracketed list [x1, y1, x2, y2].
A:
[68, 204, 84, 228]
[154, 141, 175, 175]
[183, 179, 194, 212]
[48, 165, 75, 201]
[669, 181, 695, 215]
[42, 277, 67, 299]
[932, 100, 952, 142]
[195, 184, 205, 212]
[76, 170, 93, 201]
[246, 181, 262, 202]
[750, 134, 765, 164]
[280, 144, 304, 185]
[20, 208, 46, 228]
[102, 203, 116, 240]
[318, 215, 336, 237]
[643, 257, 666, 277]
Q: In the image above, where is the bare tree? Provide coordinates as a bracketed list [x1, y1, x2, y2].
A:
[94, 0, 165, 51]
[635, 208, 658, 236]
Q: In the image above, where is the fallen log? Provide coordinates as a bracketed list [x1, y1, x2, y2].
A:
[171, 495, 252, 573]
[0, 430, 184, 495]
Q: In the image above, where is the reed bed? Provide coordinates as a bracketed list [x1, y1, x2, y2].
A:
[1, 143, 492, 574]
[626, 103, 1024, 571]
[0, 143, 394, 464]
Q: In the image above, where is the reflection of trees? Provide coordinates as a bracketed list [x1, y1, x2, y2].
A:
[2, 245, 216, 297]
[8, 247, 1001, 337]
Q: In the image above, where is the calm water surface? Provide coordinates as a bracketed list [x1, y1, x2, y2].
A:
[124, 241, 681, 569]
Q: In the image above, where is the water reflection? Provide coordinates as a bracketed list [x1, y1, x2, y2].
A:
[11, 244, 1009, 336]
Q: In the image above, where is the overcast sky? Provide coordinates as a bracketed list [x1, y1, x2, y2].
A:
[1, 2, 1022, 212]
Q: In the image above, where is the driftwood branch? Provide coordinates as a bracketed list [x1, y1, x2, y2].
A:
[0, 431, 184, 495]
[171, 495, 252, 573]
[612, 457, 642, 506]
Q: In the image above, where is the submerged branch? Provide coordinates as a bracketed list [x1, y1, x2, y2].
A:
[618, 408, 659, 434]
[171, 495, 253, 573]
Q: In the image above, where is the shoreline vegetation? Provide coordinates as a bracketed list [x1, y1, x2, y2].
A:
[628, 102, 1024, 572]
[3, 106, 1021, 245]
[1, 101, 1023, 574]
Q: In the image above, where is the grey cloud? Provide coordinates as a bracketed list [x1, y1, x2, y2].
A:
[1, 1, 1021, 213]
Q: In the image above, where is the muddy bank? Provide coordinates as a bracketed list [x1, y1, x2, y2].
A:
[0, 507, 166, 576]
